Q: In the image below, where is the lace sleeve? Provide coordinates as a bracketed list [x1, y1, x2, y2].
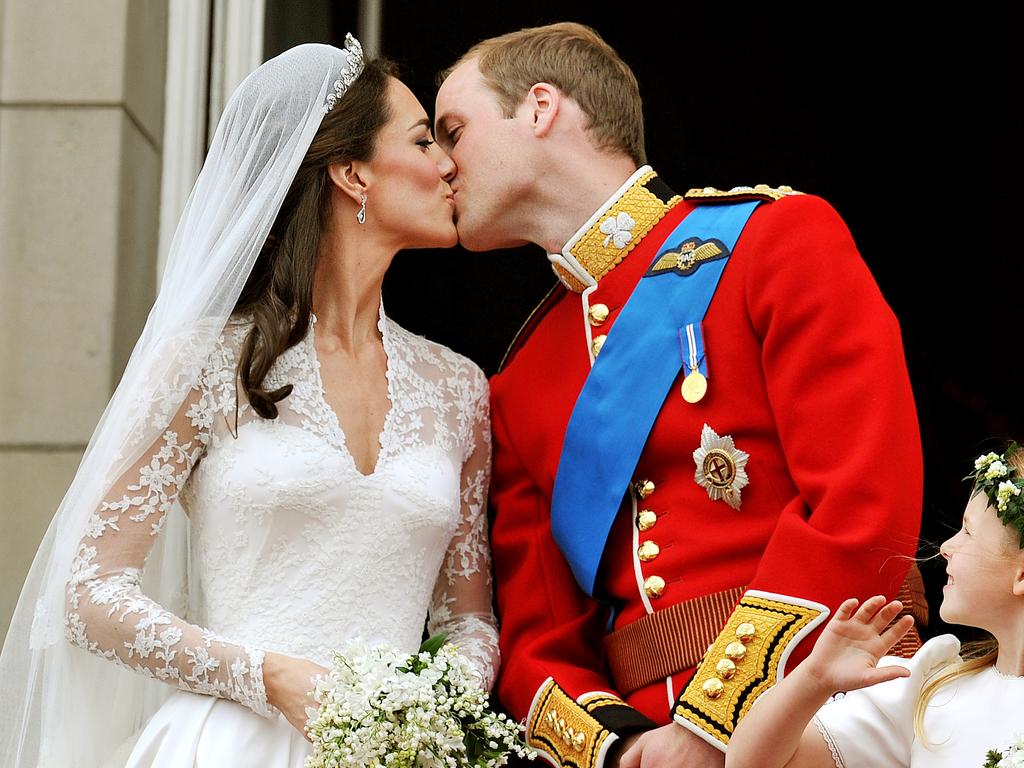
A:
[63, 354, 273, 717]
[427, 366, 499, 691]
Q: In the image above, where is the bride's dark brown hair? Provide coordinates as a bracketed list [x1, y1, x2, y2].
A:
[233, 57, 397, 419]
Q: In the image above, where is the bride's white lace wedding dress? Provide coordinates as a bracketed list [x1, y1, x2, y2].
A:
[63, 305, 498, 767]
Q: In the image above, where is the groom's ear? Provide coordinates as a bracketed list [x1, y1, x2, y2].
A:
[327, 161, 368, 206]
[524, 82, 560, 138]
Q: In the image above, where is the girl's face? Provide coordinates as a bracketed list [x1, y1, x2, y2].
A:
[939, 490, 1024, 631]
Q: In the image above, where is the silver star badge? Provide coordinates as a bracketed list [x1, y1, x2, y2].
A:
[693, 424, 750, 510]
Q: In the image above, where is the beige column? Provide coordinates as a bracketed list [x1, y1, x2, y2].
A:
[0, 0, 168, 644]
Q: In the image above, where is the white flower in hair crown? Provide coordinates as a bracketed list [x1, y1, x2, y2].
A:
[324, 33, 365, 114]
[970, 444, 1024, 548]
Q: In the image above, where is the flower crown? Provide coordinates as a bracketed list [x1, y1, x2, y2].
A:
[323, 33, 365, 114]
[969, 443, 1024, 547]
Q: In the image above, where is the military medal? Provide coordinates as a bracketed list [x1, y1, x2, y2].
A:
[681, 369, 707, 403]
[679, 323, 708, 403]
[693, 424, 750, 509]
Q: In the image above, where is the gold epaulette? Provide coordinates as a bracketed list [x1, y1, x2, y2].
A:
[526, 679, 619, 768]
[672, 591, 828, 750]
[684, 184, 804, 203]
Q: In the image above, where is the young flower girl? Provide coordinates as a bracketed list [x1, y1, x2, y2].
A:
[726, 444, 1024, 768]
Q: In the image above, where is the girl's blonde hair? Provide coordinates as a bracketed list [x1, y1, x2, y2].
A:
[913, 445, 1024, 744]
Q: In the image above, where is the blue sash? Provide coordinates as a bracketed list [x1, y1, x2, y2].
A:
[551, 201, 761, 596]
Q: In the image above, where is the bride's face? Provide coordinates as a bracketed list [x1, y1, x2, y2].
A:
[362, 78, 457, 249]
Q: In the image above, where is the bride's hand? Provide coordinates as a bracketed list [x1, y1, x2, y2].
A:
[262, 650, 329, 738]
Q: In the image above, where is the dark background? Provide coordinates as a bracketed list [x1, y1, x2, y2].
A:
[266, 2, 1015, 642]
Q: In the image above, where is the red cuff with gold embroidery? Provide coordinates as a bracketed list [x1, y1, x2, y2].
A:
[526, 678, 655, 768]
[672, 591, 829, 750]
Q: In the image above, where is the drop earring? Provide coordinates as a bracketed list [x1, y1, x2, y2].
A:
[356, 193, 367, 224]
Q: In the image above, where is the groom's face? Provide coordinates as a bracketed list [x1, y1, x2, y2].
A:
[435, 60, 533, 252]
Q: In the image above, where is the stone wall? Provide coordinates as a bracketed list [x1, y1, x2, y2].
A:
[0, 0, 168, 644]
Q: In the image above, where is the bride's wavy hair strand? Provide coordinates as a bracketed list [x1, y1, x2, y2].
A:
[234, 57, 397, 419]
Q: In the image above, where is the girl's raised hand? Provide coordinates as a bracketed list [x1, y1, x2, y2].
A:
[803, 596, 915, 695]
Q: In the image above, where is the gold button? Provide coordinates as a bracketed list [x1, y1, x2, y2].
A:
[588, 303, 610, 326]
[635, 479, 655, 499]
[725, 641, 747, 661]
[637, 509, 657, 531]
[591, 334, 607, 356]
[643, 575, 666, 598]
[702, 678, 725, 699]
[637, 541, 660, 562]
[715, 658, 737, 680]
[736, 623, 757, 643]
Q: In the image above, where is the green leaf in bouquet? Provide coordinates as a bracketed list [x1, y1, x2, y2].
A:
[464, 729, 484, 763]
[419, 633, 448, 657]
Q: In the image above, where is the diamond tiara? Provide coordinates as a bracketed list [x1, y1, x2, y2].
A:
[324, 33, 365, 114]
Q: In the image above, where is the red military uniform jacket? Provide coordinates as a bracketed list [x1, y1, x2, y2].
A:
[489, 168, 923, 768]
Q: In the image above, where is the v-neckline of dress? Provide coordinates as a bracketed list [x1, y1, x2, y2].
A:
[308, 299, 396, 479]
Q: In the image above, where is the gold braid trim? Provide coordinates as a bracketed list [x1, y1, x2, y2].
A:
[551, 266, 591, 295]
[553, 170, 681, 293]
[684, 183, 803, 203]
[578, 692, 624, 713]
[673, 593, 827, 748]
[527, 679, 617, 768]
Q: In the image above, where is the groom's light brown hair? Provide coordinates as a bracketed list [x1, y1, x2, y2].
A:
[440, 22, 646, 165]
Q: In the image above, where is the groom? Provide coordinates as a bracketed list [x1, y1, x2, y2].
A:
[435, 23, 923, 768]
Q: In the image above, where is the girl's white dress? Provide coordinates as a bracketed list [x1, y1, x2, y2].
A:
[64, 309, 498, 767]
[813, 634, 1024, 767]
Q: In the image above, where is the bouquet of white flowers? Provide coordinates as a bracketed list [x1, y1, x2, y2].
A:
[304, 634, 533, 768]
[985, 735, 1024, 768]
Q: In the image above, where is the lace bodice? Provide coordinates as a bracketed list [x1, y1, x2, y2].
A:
[64, 307, 498, 718]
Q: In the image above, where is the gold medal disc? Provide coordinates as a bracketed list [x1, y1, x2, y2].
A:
[681, 370, 707, 403]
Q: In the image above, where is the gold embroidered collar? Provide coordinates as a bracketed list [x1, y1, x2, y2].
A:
[548, 166, 682, 293]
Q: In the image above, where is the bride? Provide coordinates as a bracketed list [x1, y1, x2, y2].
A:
[0, 37, 498, 767]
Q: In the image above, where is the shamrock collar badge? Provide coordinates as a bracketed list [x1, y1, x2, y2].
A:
[600, 211, 636, 249]
[693, 424, 749, 510]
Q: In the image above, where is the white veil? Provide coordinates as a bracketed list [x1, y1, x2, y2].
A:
[0, 39, 363, 767]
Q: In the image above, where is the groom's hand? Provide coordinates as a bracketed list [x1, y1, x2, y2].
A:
[617, 723, 724, 768]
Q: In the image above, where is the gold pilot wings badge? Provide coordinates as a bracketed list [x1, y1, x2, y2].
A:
[645, 236, 729, 278]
